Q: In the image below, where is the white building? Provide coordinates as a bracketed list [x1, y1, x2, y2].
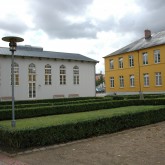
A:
[0, 45, 98, 100]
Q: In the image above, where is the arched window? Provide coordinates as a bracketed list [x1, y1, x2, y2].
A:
[45, 64, 52, 85]
[119, 76, 124, 88]
[109, 59, 114, 69]
[130, 75, 135, 87]
[28, 63, 36, 98]
[28, 63, 36, 74]
[60, 65, 66, 85]
[118, 57, 123, 68]
[142, 52, 148, 65]
[73, 66, 79, 84]
[144, 73, 149, 87]
[11, 62, 19, 85]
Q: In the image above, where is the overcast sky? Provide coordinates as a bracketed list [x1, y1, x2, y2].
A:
[0, 0, 165, 73]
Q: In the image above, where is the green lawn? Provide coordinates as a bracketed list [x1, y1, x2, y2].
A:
[0, 105, 164, 130]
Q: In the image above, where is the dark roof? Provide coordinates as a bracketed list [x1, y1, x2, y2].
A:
[0, 45, 98, 63]
[104, 30, 165, 57]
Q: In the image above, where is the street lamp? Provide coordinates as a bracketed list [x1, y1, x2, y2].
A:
[2, 36, 24, 127]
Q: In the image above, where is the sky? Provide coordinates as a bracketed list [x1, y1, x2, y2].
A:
[0, 0, 165, 73]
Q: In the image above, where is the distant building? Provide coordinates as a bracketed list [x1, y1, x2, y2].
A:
[0, 45, 98, 100]
[104, 30, 165, 95]
[95, 72, 105, 81]
[95, 72, 105, 88]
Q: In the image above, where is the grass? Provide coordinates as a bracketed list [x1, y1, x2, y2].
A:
[0, 105, 164, 131]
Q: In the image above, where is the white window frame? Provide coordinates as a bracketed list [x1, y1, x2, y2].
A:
[118, 57, 123, 68]
[73, 66, 79, 85]
[154, 50, 160, 63]
[155, 72, 162, 86]
[28, 63, 36, 98]
[11, 62, 19, 86]
[142, 52, 148, 65]
[130, 75, 135, 87]
[28, 63, 36, 74]
[109, 59, 114, 69]
[129, 55, 134, 67]
[45, 64, 52, 85]
[144, 73, 149, 87]
[60, 65, 66, 85]
[119, 76, 124, 88]
[110, 77, 114, 88]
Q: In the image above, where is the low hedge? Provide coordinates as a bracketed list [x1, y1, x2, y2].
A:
[0, 107, 165, 150]
[0, 97, 100, 106]
[0, 97, 107, 111]
[105, 94, 165, 100]
[0, 99, 165, 121]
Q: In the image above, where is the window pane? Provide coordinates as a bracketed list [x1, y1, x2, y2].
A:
[119, 58, 123, 68]
[155, 72, 162, 86]
[154, 50, 160, 63]
[143, 52, 148, 65]
[73, 66, 79, 84]
[45, 64, 52, 85]
[130, 75, 135, 87]
[129, 55, 134, 67]
[110, 60, 114, 69]
[144, 73, 149, 86]
[110, 77, 114, 88]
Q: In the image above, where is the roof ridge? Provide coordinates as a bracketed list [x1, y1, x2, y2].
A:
[0, 47, 98, 63]
[104, 30, 165, 57]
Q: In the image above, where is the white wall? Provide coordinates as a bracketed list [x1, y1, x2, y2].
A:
[0, 56, 96, 100]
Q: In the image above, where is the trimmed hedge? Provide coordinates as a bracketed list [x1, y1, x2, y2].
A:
[0, 99, 165, 121]
[0, 97, 107, 110]
[105, 94, 165, 100]
[0, 107, 165, 150]
[0, 97, 101, 106]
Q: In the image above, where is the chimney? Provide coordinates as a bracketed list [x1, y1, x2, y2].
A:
[144, 29, 151, 39]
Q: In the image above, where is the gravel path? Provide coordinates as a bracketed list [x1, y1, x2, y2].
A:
[9, 121, 165, 165]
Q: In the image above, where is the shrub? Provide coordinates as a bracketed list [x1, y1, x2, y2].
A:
[0, 107, 165, 150]
[0, 99, 165, 121]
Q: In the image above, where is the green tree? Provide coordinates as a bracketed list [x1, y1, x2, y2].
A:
[96, 74, 104, 87]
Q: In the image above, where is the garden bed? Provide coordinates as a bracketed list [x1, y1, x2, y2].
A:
[0, 105, 165, 151]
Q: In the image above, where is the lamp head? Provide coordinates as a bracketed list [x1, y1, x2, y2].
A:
[2, 36, 24, 52]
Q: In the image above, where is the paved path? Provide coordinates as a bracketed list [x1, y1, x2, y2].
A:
[0, 121, 165, 165]
[0, 153, 27, 165]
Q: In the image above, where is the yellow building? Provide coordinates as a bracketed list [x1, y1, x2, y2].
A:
[104, 30, 165, 96]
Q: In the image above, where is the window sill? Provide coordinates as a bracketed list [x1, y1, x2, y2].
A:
[144, 86, 149, 88]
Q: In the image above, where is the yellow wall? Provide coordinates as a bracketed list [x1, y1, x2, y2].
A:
[104, 45, 165, 94]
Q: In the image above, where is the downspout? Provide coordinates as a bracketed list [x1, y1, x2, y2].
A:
[137, 50, 144, 100]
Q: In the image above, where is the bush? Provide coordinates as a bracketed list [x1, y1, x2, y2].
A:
[0, 107, 165, 150]
[0, 97, 100, 106]
[0, 99, 165, 121]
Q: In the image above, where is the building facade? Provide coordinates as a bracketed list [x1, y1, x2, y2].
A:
[0, 45, 98, 100]
[104, 30, 165, 95]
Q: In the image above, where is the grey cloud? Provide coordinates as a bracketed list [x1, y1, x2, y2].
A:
[0, 15, 28, 34]
[106, 0, 165, 37]
[27, 0, 165, 40]
[132, 0, 165, 33]
[28, 0, 96, 39]
[136, 0, 165, 10]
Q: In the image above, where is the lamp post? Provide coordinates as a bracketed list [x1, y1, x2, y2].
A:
[2, 36, 24, 127]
